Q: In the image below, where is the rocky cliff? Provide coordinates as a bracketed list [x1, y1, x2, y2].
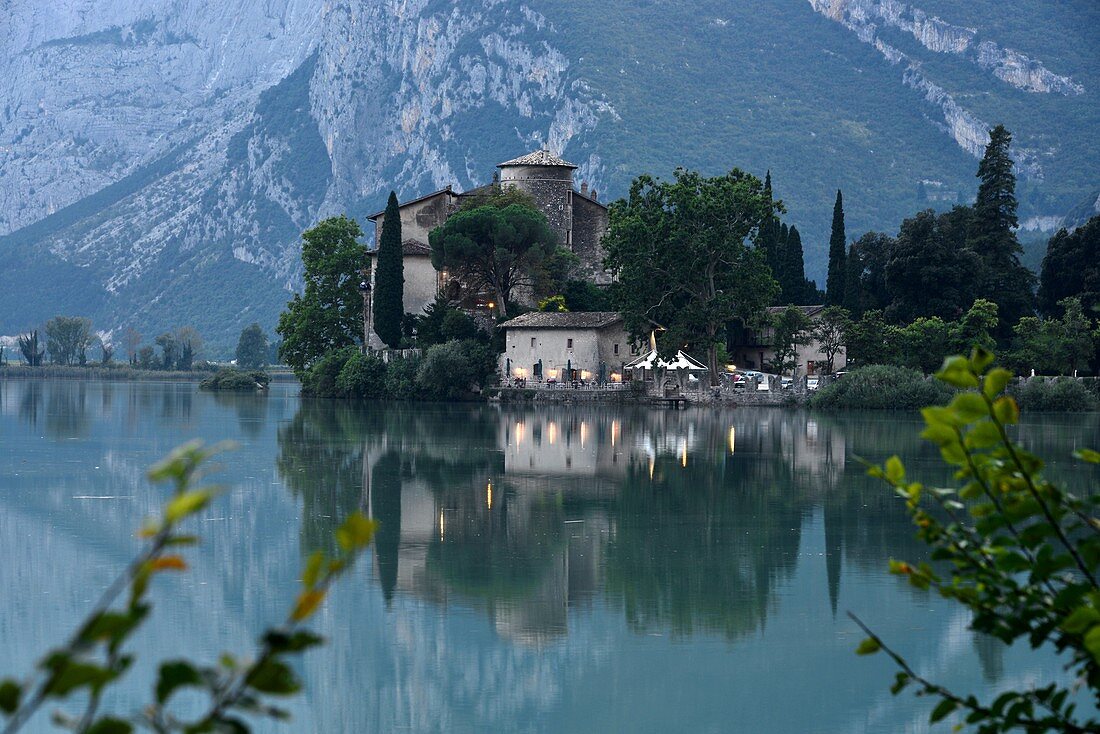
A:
[0, 0, 1095, 349]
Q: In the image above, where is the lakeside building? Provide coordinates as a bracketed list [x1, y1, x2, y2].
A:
[364, 149, 610, 346]
[728, 305, 847, 376]
[497, 311, 634, 384]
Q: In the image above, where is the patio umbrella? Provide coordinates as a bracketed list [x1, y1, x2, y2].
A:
[567, 359, 571, 380]
[537, 359, 543, 379]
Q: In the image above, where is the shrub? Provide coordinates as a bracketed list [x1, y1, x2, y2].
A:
[440, 309, 481, 341]
[384, 355, 422, 399]
[299, 346, 357, 397]
[200, 368, 269, 391]
[416, 339, 497, 400]
[1010, 377, 1099, 412]
[810, 364, 952, 410]
[335, 352, 388, 399]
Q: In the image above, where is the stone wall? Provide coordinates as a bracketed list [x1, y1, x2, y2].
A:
[571, 194, 610, 284]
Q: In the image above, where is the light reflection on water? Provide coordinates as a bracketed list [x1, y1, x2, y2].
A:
[0, 378, 1097, 733]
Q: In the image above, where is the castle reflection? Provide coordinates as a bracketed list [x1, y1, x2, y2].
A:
[275, 402, 935, 645]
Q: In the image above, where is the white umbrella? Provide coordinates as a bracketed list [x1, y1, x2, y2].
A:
[624, 349, 708, 372]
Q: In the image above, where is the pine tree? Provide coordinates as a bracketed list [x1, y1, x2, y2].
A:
[373, 191, 405, 348]
[967, 125, 1035, 328]
[826, 189, 846, 305]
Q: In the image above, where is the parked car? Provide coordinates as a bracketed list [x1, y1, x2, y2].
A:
[781, 377, 793, 390]
[806, 376, 820, 391]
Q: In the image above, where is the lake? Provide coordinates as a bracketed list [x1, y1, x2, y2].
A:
[1, 378, 1097, 733]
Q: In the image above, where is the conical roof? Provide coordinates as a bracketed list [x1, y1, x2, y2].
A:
[498, 149, 577, 168]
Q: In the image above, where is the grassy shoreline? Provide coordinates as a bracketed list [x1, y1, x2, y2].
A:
[0, 364, 298, 382]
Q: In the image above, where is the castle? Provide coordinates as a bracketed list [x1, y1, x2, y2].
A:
[365, 149, 609, 343]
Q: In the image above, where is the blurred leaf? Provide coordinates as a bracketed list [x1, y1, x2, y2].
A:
[265, 630, 324, 654]
[969, 347, 994, 373]
[165, 489, 214, 524]
[930, 698, 958, 723]
[151, 556, 189, 573]
[86, 717, 134, 734]
[156, 660, 203, 704]
[951, 393, 988, 422]
[992, 397, 1019, 425]
[290, 589, 326, 622]
[884, 456, 905, 484]
[0, 679, 21, 714]
[856, 637, 881, 655]
[937, 356, 978, 388]
[335, 512, 378, 553]
[245, 659, 301, 696]
[1074, 449, 1100, 464]
[983, 368, 1012, 399]
[302, 551, 325, 589]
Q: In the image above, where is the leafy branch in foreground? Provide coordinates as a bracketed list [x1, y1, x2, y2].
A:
[0, 441, 377, 734]
[855, 348, 1100, 733]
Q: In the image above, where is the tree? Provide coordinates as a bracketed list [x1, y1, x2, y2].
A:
[175, 326, 203, 370]
[1056, 296, 1096, 375]
[603, 168, 779, 383]
[812, 306, 852, 374]
[277, 217, 367, 372]
[826, 190, 846, 306]
[844, 310, 898, 367]
[155, 332, 178, 370]
[783, 225, 816, 304]
[373, 191, 405, 348]
[100, 339, 114, 365]
[885, 210, 978, 323]
[855, 350, 1100, 734]
[1038, 216, 1100, 318]
[561, 279, 613, 311]
[951, 299, 998, 355]
[17, 330, 44, 366]
[842, 242, 863, 316]
[850, 231, 894, 314]
[137, 345, 157, 370]
[429, 200, 561, 318]
[124, 327, 142, 366]
[44, 316, 93, 366]
[770, 305, 812, 375]
[236, 323, 269, 369]
[896, 317, 952, 374]
[966, 125, 1036, 327]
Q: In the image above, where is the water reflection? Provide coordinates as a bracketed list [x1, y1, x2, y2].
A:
[276, 403, 940, 644]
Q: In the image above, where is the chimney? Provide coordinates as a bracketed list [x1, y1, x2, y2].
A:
[580, 181, 588, 195]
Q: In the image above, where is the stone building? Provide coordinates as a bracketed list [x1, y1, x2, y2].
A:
[365, 149, 609, 344]
[728, 305, 847, 376]
[498, 311, 635, 384]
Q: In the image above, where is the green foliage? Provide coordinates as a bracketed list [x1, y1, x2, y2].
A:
[561, 279, 613, 312]
[382, 355, 422, 400]
[335, 352, 388, 399]
[1010, 378, 1099, 413]
[537, 295, 568, 312]
[298, 345, 358, 397]
[45, 316, 94, 366]
[885, 208, 979, 323]
[412, 295, 484, 348]
[17, 329, 45, 366]
[235, 323, 269, 369]
[199, 368, 270, 392]
[428, 202, 561, 318]
[604, 168, 778, 381]
[810, 364, 952, 410]
[0, 441, 373, 733]
[277, 217, 367, 372]
[416, 340, 497, 400]
[812, 306, 852, 375]
[373, 191, 405, 348]
[1005, 297, 1098, 376]
[769, 305, 812, 375]
[855, 349, 1100, 732]
[1039, 216, 1100, 318]
[967, 126, 1036, 329]
[826, 190, 846, 306]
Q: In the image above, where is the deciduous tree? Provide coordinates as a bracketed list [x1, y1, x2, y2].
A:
[277, 216, 367, 372]
[770, 305, 812, 375]
[44, 316, 93, 366]
[235, 323, 269, 369]
[603, 168, 778, 383]
[812, 306, 852, 374]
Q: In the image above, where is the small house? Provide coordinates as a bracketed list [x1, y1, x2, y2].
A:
[498, 311, 635, 383]
[729, 305, 847, 376]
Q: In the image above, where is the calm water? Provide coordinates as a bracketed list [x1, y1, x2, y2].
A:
[1, 378, 1098, 733]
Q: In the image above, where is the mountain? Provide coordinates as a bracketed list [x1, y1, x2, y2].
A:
[1, 0, 1096, 351]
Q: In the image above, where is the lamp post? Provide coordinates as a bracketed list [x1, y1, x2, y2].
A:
[359, 275, 373, 353]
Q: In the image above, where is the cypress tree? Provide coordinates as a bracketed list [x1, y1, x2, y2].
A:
[825, 189, 846, 305]
[967, 125, 1034, 327]
[784, 225, 809, 304]
[373, 191, 405, 348]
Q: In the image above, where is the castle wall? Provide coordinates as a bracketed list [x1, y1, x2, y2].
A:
[571, 195, 610, 284]
[372, 190, 458, 247]
[500, 164, 573, 248]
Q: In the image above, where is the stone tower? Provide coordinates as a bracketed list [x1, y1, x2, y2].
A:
[497, 150, 577, 249]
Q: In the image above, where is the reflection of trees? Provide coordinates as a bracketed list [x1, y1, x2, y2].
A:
[211, 391, 268, 439]
[45, 381, 90, 439]
[605, 454, 806, 641]
[18, 380, 43, 428]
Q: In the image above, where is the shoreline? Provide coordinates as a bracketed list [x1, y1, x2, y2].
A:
[0, 365, 298, 382]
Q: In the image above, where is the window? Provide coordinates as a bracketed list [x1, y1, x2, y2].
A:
[531, 337, 536, 348]
[567, 338, 573, 349]
[614, 343, 619, 355]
